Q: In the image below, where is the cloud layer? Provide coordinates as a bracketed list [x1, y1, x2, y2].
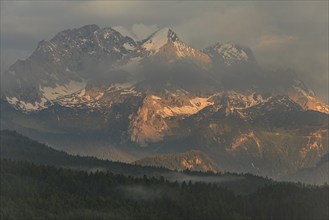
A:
[1, 1, 328, 101]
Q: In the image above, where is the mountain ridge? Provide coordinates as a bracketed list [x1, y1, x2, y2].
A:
[2, 25, 328, 114]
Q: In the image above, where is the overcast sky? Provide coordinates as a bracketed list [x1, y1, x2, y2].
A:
[1, 1, 328, 101]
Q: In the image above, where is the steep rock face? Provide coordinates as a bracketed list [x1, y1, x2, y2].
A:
[129, 95, 170, 146]
[128, 90, 216, 146]
[285, 80, 329, 114]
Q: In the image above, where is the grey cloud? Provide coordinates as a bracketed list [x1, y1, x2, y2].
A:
[131, 24, 159, 40]
[1, 1, 328, 101]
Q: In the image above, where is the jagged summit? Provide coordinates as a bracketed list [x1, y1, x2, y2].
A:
[151, 27, 179, 41]
[32, 24, 137, 64]
[141, 27, 180, 54]
[203, 42, 256, 66]
[139, 27, 211, 67]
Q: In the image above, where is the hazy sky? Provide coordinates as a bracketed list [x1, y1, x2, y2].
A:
[1, 1, 328, 101]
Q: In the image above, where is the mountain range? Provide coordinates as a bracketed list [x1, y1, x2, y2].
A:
[1, 24, 328, 183]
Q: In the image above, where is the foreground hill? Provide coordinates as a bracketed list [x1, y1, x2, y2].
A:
[0, 130, 169, 176]
[135, 150, 221, 172]
[0, 130, 277, 195]
[1, 159, 328, 220]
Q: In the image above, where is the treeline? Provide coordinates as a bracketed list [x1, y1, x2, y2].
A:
[1, 159, 328, 220]
[0, 130, 170, 176]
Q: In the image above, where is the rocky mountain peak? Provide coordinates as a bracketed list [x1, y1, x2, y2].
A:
[203, 42, 256, 66]
[141, 27, 180, 54]
[139, 28, 211, 68]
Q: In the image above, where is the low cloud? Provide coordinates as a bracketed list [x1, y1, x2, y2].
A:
[255, 35, 298, 51]
[113, 24, 159, 41]
[131, 24, 158, 40]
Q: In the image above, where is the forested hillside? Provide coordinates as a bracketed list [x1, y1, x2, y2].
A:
[0, 130, 273, 195]
[0, 130, 170, 177]
[1, 159, 328, 220]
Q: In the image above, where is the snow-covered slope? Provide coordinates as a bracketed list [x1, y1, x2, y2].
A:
[139, 28, 211, 67]
[141, 28, 177, 54]
[203, 43, 256, 66]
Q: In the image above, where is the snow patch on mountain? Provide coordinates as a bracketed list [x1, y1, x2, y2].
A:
[141, 27, 181, 55]
[6, 97, 48, 112]
[160, 96, 214, 118]
[40, 81, 87, 101]
[123, 42, 136, 51]
[53, 82, 141, 109]
[142, 28, 171, 54]
[217, 43, 249, 64]
[6, 97, 19, 105]
[173, 41, 206, 59]
[151, 95, 162, 100]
